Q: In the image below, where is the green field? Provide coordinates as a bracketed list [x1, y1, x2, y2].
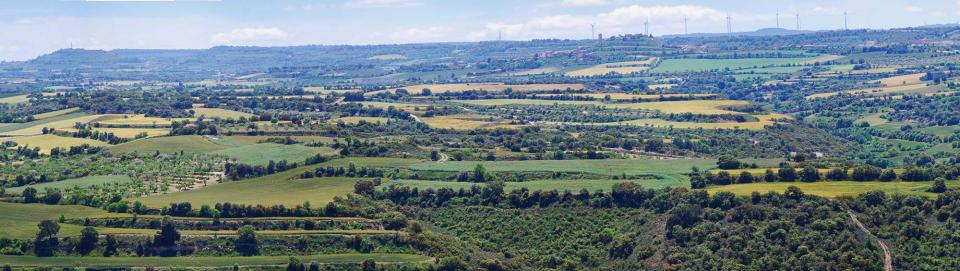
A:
[7, 175, 132, 193]
[706, 181, 958, 198]
[0, 112, 90, 135]
[320, 157, 424, 168]
[0, 254, 430, 268]
[32, 108, 80, 120]
[390, 178, 688, 191]
[210, 143, 334, 165]
[0, 202, 129, 239]
[410, 158, 715, 182]
[109, 135, 231, 154]
[652, 57, 817, 73]
[139, 166, 362, 207]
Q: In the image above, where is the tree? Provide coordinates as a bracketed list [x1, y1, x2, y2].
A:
[236, 225, 259, 256]
[430, 150, 439, 161]
[153, 216, 181, 257]
[778, 167, 797, 182]
[34, 220, 60, 257]
[77, 226, 99, 256]
[362, 259, 376, 271]
[879, 170, 897, 182]
[22, 187, 37, 203]
[800, 167, 821, 182]
[103, 235, 118, 257]
[717, 156, 743, 170]
[826, 168, 847, 181]
[287, 257, 304, 271]
[737, 172, 755, 184]
[930, 178, 947, 193]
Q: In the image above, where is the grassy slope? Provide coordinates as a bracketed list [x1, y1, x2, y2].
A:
[0, 202, 129, 239]
[706, 181, 959, 198]
[411, 159, 715, 183]
[138, 164, 362, 207]
[210, 143, 334, 166]
[0, 254, 430, 267]
[109, 135, 231, 154]
[391, 178, 688, 191]
[7, 175, 132, 193]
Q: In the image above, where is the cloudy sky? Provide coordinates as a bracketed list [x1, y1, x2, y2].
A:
[1, 0, 958, 61]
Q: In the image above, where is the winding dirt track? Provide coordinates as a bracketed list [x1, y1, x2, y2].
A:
[846, 210, 893, 271]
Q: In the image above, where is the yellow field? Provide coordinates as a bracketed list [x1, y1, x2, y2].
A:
[32, 108, 79, 120]
[356, 101, 433, 114]
[848, 67, 898, 75]
[104, 80, 144, 86]
[0, 114, 103, 136]
[61, 127, 169, 138]
[873, 73, 925, 86]
[191, 108, 255, 119]
[93, 114, 176, 126]
[707, 181, 953, 198]
[708, 167, 833, 176]
[0, 94, 30, 104]
[805, 83, 937, 99]
[3, 134, 109, 154]
[420, 114, 518, 130]
[329, 116, 394, 124]
[366, 83, 587, 96]
[536, 93, 714, 101]
[565, 59, 656, 77]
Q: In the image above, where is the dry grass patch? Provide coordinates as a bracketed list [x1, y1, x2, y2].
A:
[420, 114, 518, 130]
[873, 73, 925, 86]
[330, 116, 394, 124]
[3, 134, 109, 154]
[538, 93, 714, 101]
[190, 108, 254, 119]
[0, 95, 29, 104]
[32, 108, 80, 120]
[565, 59, 656, 77]
[93, 114, 176, 126]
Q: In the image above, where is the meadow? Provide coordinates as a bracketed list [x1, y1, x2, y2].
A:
[410, 158, 715, 183]
[31, 108, 79, 120]
[7, 175, 132, 193]
[109, 135, 231, 154]
[0, 113, 98, 136]
[93, 114, 177, 126]
[366, 83, 586, 96]
[390, 178, 689, 191]
[565, 59, 656, 77]
[0, 254, 430, 268]
[209, 143, 334, 166]
[560, 113, 788, 130]
[0, 202, 129, 239]
[651, 57, 820, 73]
[139, 169, 362, 207]
[191, 107, 255, 119]
[420, 114, 518, 130]
[0, 94, 30, 104]
[458, 99, 751, 115]
[706, 181, 956, 198]
[535, 93, 715, 100]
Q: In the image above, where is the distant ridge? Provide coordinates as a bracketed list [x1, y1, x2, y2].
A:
[662, 27, 814, 38]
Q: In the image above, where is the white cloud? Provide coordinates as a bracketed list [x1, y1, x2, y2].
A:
[388, 26, 452, 41]
[210, 26, 288, 44]
[810, 6, 843, 15]
[905, 6, 924, 13]
[598, 4, 727, 25]
[559, 0, 611, 7]
[345, 0, 422, 8]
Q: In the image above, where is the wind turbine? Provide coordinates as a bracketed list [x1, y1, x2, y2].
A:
[590, 23, 596, 39]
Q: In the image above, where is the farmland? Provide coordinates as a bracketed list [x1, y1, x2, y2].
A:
[7, 175, 133, 193]
[707, 181, 956, 198]
[3, 134, 109, 154]
[390, 178, 688, 191]
[190, 107, 255, 119]
[139, 170, 362, 207]
[209, 143, 334, 165]
[0, 254, 431, 268]
[651, 57, 820, 73]
[410, 158, 715, 183]
[109, 135, 230, 153]
[565, 59, 656, 76]
[367, 83, 586, 96]
[457, 99, 751, 115]
[0, 94, 30, 104]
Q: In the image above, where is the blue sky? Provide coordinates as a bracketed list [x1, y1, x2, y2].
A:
[0, 0, 958, 61]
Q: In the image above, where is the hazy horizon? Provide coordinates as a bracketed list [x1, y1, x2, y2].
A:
[3, 0, 960, 61]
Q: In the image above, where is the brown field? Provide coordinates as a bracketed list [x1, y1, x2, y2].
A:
[0, 94, 30, 104]
[873, 73, 925, 86]
[366, 83, 587, 96]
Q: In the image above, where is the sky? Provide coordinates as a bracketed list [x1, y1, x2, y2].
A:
[1, 0, 959, 61]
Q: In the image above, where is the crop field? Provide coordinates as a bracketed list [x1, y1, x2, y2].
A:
[3, 134, 109, 154]
[357, 101, 432, 114]
[32, 108, 79, 120]
[367, 54, 406, 60]
[651, 57, 820, 73]
[410, 158, 715, 182]
[458, 99, 751, 115]
[561, 113, 788, 130]
[61, 127, 170, 138]
[420, 114, 518, 130]
[0, 202, 129, 239]
[536, 93, 715, 100]
[320, 157, 424, 168]
[0, 94, 30, 104]
[873, 72, 925, 86]
[0, 254, 431, 268]
[805, 83, 942, 99]
[93, 114, 176, 126]
[0, 113, 100, 136]
[391, 178, 688, 191]
[510, 67, 560, 75]
[366, 83, 586, 96]
[565, 59, 656, 77]
[109, 135, 231, 153]
[707, 181, 958, 198]
[222, 135, 338, 145]
[190, 107, 254, 119]
[7, 175, 133, 193]
[330, 116, 394, 124]
[209, 143, 334, 165]
[139, 169, 362, 207]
